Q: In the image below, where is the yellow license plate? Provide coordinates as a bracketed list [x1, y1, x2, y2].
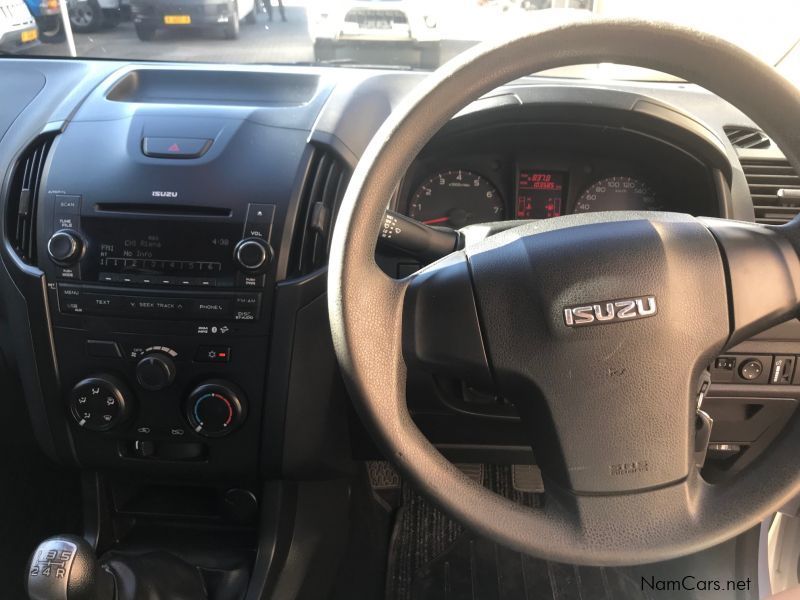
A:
[164, 14, 191, 24]
[21, 29, 38, 43]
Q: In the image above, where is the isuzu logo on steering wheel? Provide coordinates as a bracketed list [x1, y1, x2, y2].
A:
[563, 296, 657, 327]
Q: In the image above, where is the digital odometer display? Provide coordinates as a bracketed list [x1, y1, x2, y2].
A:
[516, 170, 565, 219]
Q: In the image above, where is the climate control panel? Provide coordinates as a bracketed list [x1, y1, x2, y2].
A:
[55, 327, 266, 475]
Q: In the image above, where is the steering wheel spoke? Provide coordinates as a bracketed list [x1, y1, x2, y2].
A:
[701, 218, 800, 347]
[402, 252, 494, 391]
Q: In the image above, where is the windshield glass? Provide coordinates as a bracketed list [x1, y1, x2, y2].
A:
[5, 0, 800, 84]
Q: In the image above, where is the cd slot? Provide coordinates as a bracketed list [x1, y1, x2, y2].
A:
[93, 203, 232, 218]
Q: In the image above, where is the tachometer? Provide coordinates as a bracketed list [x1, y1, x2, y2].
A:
[574, 176, 661, 213]
[408, 170, 503, 228]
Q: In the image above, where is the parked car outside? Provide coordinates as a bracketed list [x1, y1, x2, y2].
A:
[67, 0, 123, 32]
[307, 0, 442, 68]
[23, 0, 63, 42]
[130, 0, 256, 40]
[0, 0, 38, 53]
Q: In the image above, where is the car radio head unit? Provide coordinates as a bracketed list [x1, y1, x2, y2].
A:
[39, 196, 276, 290]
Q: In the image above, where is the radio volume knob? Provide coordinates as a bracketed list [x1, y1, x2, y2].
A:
[47, 230, 83, 265]
[234, 238, 272, 272]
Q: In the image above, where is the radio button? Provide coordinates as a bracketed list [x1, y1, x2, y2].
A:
[61, 300, 85, 314]
[235, 273, 265, 288]
[118, 297, 186, 318]
[54, 214, 80, 230]
[244, 204, 275, 240]
[234, 294, 259, 307]
[189, 299, 233, 318]
[57, 285, 84, 313]
[84, 294, 121, 312]
[55, 195, 81, 213]
[246, 204, 275, 224]
[58, 266, 80, 280]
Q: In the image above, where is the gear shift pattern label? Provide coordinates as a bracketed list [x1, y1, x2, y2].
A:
[29, 541, 75, 580]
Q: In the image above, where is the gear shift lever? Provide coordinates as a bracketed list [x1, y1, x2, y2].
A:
[27, 535, 114, 600]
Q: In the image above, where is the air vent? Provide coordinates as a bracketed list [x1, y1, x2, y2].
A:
[724, 126, 771, 150]
[291, 148, 350, 276]
[7, 136, 54, 263]
[741, 158, 800, 224]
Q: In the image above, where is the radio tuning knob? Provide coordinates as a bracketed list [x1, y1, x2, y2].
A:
[47, 230, 83, 265]
[234, 238, 273, 273]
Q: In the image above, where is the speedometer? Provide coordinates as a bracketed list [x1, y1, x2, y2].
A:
[408, 170, 503, 228]
[574, 176, 661, 213]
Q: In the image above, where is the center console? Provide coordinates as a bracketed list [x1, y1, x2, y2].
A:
[25, 81, 319, 476]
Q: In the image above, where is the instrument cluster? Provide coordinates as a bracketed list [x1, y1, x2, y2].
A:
[399, 160, 666, 228]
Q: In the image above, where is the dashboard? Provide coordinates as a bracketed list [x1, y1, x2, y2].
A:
[0, 59, 788, 486]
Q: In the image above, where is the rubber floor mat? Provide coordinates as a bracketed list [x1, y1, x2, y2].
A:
[385, 465, 648, 600]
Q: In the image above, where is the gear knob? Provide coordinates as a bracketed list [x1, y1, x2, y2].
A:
[27, 535, 114, 600]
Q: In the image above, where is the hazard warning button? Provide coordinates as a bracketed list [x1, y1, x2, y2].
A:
[142, 137, 212, 159]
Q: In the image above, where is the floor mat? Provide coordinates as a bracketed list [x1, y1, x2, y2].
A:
[385, 465, 647, 600]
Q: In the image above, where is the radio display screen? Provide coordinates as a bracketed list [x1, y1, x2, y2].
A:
[80, 217, 243, 283]
[516, 170, 566, 219]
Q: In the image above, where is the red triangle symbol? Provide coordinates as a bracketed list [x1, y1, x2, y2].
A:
[168, 143, 180, 152]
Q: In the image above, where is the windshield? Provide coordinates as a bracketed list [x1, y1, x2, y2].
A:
[6, 0, 800, 84]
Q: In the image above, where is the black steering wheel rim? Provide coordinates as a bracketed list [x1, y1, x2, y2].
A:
[327, 18, 800, 566]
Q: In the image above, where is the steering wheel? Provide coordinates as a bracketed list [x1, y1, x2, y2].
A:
[327, 19, 800, 566]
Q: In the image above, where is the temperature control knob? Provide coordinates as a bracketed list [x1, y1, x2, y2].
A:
[234, 238, 272, 272]
[185, 381, 246, 437]
[135, 353, 176, 391]
[47, 230, 83, 265]
[69, 375, 133, 432]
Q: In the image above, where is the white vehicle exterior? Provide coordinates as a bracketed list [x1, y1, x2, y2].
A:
[0, 0, 38, 53]
[308, 0, 441, 68]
